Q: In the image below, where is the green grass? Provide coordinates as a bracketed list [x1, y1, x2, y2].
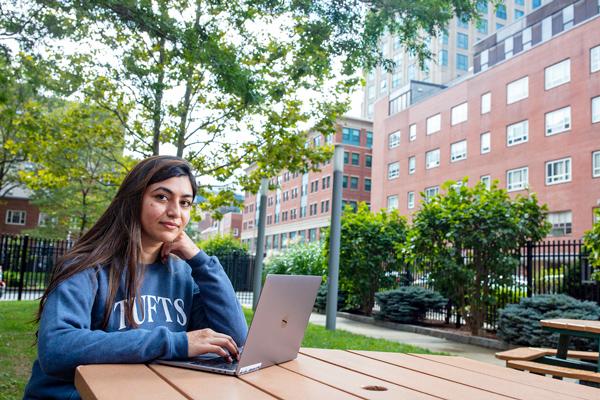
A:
[0, 302, 439, 400]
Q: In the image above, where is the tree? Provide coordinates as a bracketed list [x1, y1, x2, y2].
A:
[402, 179, 550, 335]
[323, 202, 408, 315]
[3, 0, 494, 206]
[583, 208, 600, 281]
[197, 234, 249, 258]
[17, 101, 132, 238]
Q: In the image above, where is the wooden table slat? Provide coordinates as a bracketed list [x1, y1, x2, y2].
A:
[299, 348, 512, 400]
[540, 319, 600, 334]
[280, 353, 439, 400]
[412, 354, 600, 400]
[350, 350, 581, 400]
[148, 364, 275, 400]
[75, 364, 187, 400]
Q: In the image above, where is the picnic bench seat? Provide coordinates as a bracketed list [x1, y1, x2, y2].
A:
[496, 347, 599, 362]
[506, 360, 600, 384]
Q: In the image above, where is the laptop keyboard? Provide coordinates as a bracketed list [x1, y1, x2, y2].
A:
[189, 357, 238, 371]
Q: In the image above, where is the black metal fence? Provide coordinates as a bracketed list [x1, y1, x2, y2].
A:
[410, 239, 598, 330]
[0, 234, 256, 305]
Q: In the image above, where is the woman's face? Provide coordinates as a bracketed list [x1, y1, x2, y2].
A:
[140, 176, 194, 246]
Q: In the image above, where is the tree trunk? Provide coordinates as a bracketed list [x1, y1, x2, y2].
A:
[152, 37, 167, 156]
[78, 189, 88, 238]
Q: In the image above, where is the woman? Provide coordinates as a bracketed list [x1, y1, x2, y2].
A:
[24, 156, 248, 399]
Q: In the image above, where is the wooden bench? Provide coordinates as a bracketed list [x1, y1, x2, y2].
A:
[507, 360, 600, 384]
[496, 347, 599, 363]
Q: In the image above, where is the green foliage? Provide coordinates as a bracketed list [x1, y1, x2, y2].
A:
[263, 242, 327, 280]
[497, 294, 600, 350]
[402, 179, 550, 335]
[375, 287, 447, 324]
[314, 283, 350, 313]
[323, 202, 408, 315]
[197, 235, 248, 259]
[584, 209, 600, 280]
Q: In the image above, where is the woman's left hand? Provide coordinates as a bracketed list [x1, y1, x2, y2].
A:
[160, 231, 200, 263]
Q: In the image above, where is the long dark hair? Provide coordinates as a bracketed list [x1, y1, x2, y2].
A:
[37, 156, 198, 330]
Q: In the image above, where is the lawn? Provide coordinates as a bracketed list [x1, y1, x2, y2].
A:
[1, 301, 438, 400]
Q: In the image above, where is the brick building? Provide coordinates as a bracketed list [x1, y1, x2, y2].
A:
[0, 187, 41, 235]
[241, 116, 373, 254]
[197, 208, 243, 242]
[371, 0, 600, 239]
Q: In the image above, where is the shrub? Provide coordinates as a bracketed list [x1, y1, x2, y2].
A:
[374, 286, 447, 324]
[313, 283, 351, 313]
[263, 242, 326, 280]
[197, 234, 248, 258]
[497, 294, 600, 350]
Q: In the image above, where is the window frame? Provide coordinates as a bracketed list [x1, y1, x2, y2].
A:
[426, 113, 441, 135]
[407, 192, 415, 209]
[545, 106, 571, 136]
[387, 162, 400, 179]
[506, 166, 529, 192]
[450, 140, 467, 162]
[506, 120, 529, 146]
[426, 148, 441, 169]
[593, 151, 600, 178]
[451, 102, 468, 126]
[545, 157, 572, 185]
[481, 92, 491, 114]
[387, 195, 399, 210]
[592, 96, 600, 124]
[544, 59, 571, 90]
[592, 45, 600, 73]
[5, 209, 26, 225]
[507, 76, 529, 104]
[388, 130, 401, 148]
[480, 132, 491, 154]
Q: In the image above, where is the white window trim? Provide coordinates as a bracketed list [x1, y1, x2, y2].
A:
[480, 132, 491, 154]
[407, 192, 415, 209]
[5, 210, 26, 225]
[545, 106, 571, 136]
[480, 175, 491, 189]
[388, 162, 400, 180]
[450, 140, 467, 162]
[388, 131, 401, 148]
[507, 167, 528, 192]
[594, 151, 600, 178]
[387, 195, 399, 210]
[424, 186, 439, 201]
[544, 59, 570, 90]
[507, 120, 529, 146]
[409, 124, 417, 141]
[481, 92, 491, 114]
[547, 211, 573, 237]
[507, 76, 529, 104]
[426, 114, 441, 135]
[545, 157, 572, 185]
[451, 102, 468, 126]
[408, 156, 416, 174]
[592, 96, 600, 124]
[591, 45, 600, 73]
[426, 149, 441, 169]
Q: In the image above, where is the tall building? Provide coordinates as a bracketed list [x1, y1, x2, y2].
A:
[371, 0, 600, 239]
[241, 116, 373, 254]
[361, 0, 547, 119]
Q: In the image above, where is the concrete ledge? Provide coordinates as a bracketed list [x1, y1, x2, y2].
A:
[336, 311, 511, 351]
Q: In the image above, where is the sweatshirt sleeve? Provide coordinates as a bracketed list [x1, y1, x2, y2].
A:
[186, 251, 248, 346]
[37, 269, 188, 380]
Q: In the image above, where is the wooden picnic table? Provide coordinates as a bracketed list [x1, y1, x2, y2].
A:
[540, 318, 600, 372]
[74, 348, 600, 399]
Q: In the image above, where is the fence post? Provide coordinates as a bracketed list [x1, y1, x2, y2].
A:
[526, 241, 533, 298]
[18, 235, 29, 301]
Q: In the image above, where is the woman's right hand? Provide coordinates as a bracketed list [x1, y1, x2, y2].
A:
[186, 328, 239, 362]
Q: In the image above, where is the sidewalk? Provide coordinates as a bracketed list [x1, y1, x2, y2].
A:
[309, 313, 504, 366]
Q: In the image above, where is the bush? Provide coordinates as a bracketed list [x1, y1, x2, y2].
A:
[497, 294, 600, 350]
[197, 235, 248, 258]
[313, 283, 351, 313]
[263, 242, 326, 280]
[374, 286, 447, 324]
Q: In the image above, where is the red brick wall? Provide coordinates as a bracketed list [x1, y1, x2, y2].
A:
[0, 198, 41, 234]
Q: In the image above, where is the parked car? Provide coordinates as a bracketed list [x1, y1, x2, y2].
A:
[0, 265, 5, 299]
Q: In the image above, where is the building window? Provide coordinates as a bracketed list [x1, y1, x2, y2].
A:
[342, 127, 361, 146]
[407, 192, 415, 209]
[387, 195, 399, 210]
[426, 114, 441, 135]
[507, 76, 528, 104]
[409, 124, 417, 141]
[424, 186, 439, 201]
[504, 37, 514, 59]
[547, 211, 572, 237]
[532, 0, 541, 9]
[496, 4, 507, 19]
[545, 106, 571, 136]
[440, 50, 448, 66]
[366, 131, 373, 148]
[592, 45, 600, 73]
[562, 4, 574, 29]
[593, 151, 600, 177]
[545, 59, 570, 90]
[515, 9, 524, 19]
[364, 178, 371, 192]
[593, 96, 600, 124]
[457, 33, 468, 49]
[477, 19, 488, 34]
[408, 156, 416, 174]
[388, 131, 401, 148]
[546, 157, 572, 185]
[451, 102, 468, 125]
[481, 92, 491, 114]
[481, 175, 491, 189]
[344, 151, 349, 164]
[541, 16, 551, 41]
[350, 176, 359, 190]
[481, 132, 491, 154]
[507, 167, 528, 192]
[426, 149, 440, 169]
[450, 140, 467, 162]
[457, 53, 468, 71]
[496, 23, 504, 30]
[5, 210, 26, 225]
[507, 120, 529, 146]
[388, 162, 400, 179]
[477, 2, 488, 13]
[365, 155, 372, 168]
[342, 175, 348, 188]
[380, 79, 388, 95]
[351, 153, 360, 166]
[522, 27, 532, 50]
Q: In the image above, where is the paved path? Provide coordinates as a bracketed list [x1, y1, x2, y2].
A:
[309, 313, 504, 366]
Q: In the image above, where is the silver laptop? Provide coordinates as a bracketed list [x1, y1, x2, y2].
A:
[156, 274, 322, 375]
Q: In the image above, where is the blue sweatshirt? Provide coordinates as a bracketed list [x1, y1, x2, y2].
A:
[23, 251, 248, 400]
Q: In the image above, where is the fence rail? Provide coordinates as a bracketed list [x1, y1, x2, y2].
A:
[0, 234, 255, 304]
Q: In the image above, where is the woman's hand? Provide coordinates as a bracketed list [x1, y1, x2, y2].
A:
[160, 231, 200, 262]
[186, 328, 240, 362]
